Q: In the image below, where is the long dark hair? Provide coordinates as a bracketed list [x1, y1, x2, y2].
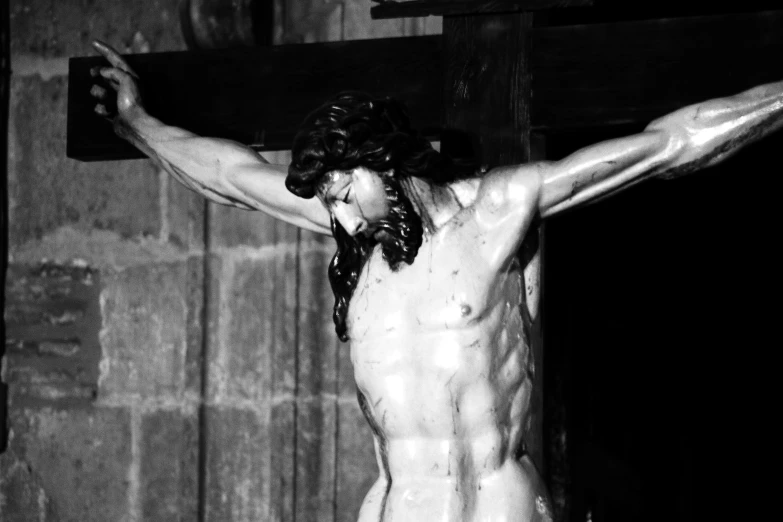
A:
[286, 92, 475, 341]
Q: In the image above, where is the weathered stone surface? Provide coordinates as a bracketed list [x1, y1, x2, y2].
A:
[270, 400, 296, 522]
[401, 14, 443, 36]
[166, 174, 206, 251]
[279, 0, 344, 44]
[8, 75, 161, 248]
[207, 251, 298, 403]
[343, 0, 404, 40]
[204, 405, 272, 521]
[334, 236, 357, 394]
[343, 0, 442, 41]
[99, 260, 201, 400]
[9, 227, 194, 272]
[335, 400, 378, 522]
[295, 398, 338, 522]
[184, 256, 206, 396]
[297, 240, 341, 398]
[3, 406, 132, 521]
[0, 452, 56, 521]
[10, 0, 184, 59]
[140, 409, 199, 521]
[4, 262, 102, 408]
[209, 203, 299, 249]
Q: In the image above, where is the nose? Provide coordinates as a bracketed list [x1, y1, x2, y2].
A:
[333, 206, 367, 237]
[351, 220, 368, 236]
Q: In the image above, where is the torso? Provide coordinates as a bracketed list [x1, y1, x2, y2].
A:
[348, 205, 551, 522]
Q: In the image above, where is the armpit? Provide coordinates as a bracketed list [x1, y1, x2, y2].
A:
[473, 166, 542, 269]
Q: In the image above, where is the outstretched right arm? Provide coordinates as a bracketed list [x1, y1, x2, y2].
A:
[90, 41, 331, 235]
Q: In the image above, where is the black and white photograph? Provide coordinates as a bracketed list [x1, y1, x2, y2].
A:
[2, 1, 781, 520]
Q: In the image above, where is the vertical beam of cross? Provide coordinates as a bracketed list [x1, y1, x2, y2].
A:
[443, 13, 532, 166]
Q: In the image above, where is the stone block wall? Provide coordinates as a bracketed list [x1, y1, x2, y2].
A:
[2, 1, 441, 520]
[3, 1, 201, 520]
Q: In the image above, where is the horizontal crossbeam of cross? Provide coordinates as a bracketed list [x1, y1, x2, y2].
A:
[67, 10, 783, 161]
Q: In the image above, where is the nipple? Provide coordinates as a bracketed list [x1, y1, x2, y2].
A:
[460, 304, 472, 317]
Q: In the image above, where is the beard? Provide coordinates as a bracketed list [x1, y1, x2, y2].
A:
[328, 176, 423, 341]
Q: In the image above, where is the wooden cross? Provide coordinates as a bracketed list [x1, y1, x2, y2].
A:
[66, 4, 783, 160]
[66, 0, 783, 517]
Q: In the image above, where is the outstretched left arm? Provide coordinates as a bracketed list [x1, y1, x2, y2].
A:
[538, 79, 783, 218]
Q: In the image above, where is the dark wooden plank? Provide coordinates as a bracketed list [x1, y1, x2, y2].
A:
[67, 35, 443, 161]
[534, 0, 782, 26]
[443, 13, 532, 165]
[530, 10, 783, 130]
[373, 0, 780, 21]
[371, 0, 591, 19]
[68, 10, 783, 161]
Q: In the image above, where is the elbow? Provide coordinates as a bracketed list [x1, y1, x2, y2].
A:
[211, 164, 253, 208]
[643, 127, 691, 175]
[662, 128, 689, 162]
[514, 163, 545, 209]
[218, 162, 244, 195]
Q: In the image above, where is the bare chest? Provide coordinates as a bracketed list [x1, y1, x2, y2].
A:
[347, 236, 522, 341]
[347, 237, 530, 440]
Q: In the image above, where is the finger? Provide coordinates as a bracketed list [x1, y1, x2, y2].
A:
[94, 104, 110, 117]
[99, 67, 128, 87]
[90, 84, 108, 99]
[92, 40, 139, 79]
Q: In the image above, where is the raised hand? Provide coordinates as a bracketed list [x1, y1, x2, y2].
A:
[89, 40, 145, 127]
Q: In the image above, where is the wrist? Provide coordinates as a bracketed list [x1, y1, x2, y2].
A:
[113, 106, 154, 143]
[119, 104, 148, 126]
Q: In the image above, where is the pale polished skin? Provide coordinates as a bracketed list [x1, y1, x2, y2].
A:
[91, 40, 783, 521]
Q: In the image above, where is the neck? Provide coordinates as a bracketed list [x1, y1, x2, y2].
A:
[400, 176, 465, 234]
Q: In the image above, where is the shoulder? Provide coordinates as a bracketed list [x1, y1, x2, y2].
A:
[473, 163, 544, 222]
[449, 163, 545, 270]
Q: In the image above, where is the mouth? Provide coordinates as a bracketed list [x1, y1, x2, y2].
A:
[373, 229, 392, 243]
[358, 226, 391, 244]
[359, 226, 379, 238]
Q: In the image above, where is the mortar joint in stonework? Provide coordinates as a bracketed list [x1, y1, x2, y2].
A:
[212, 240, 333, 262]
[11, 55, 69, 81]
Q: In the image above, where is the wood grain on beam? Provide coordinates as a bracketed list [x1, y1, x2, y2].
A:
[67, 11, 783, 161]
[67, 36, 442, 161]
[531, 10, 783, 130]
[371, 0, 592, 20]
[443, 14, 533, 166]
[535, 0, 782, 27]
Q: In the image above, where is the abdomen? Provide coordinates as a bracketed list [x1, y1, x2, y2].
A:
[353, 317, 533, 475]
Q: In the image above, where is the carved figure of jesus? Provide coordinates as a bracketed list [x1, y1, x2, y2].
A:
[90, 40, 783, 521]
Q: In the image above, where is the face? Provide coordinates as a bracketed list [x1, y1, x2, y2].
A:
[317, 166, 391, 237]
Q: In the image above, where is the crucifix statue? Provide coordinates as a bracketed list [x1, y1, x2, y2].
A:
[67, 2, 783, 520]
[88, 37, 783, 521]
